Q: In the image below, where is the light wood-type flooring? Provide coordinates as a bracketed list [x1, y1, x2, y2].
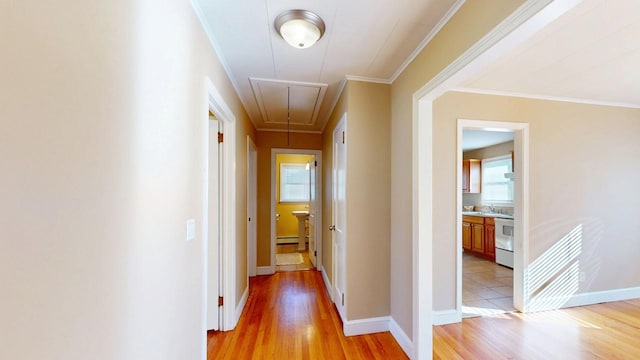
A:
[435, 298, 640, 359]
[208, 266, 640, 359]
[207, 270, 408, 359]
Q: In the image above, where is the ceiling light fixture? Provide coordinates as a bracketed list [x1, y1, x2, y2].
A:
[274, 9, 325, 49]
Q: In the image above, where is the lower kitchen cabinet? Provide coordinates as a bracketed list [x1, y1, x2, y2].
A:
[462, 222, 471, 251]
[484, 218, 495, 261]
[472, 223, 484, 253]
[462, 215, 496, 261]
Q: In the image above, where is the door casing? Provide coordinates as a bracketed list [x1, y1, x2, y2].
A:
[331, 114, 347, 320]
[270, 148, 323, 273]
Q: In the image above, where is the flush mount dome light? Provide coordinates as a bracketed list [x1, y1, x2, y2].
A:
[274, 9, 325, 49]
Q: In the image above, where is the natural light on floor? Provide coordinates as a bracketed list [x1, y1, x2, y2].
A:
[526, 224, 582, 312]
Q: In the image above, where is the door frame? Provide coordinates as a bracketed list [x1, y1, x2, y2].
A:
[247, 136, 258, 277]
[204, 116, 220, 333]
[411, 1, 576, 358]
[270, 148, 323, 273]
[456, 119, 530, 320]
[202, 77, 237, 344]
[331, 113, 347, 318]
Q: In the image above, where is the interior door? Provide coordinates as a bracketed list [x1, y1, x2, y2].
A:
[332, 118, 347, 318]
[207, 117, 220, 331]
[247, 139, 257, 276]
[308, 157, 317, 267]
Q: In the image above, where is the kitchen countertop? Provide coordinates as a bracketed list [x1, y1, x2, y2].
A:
[462, 211, 514, 220]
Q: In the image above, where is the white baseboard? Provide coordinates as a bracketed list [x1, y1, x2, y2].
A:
[562, 286, 640, 309]
[320, 266, 332, 300]
[389, 317, 413, 357]
[256, 266, 274, 276]
[233, 286, 249, 327]
[343, 316, 390, 337]
[433, 309, 460, 325]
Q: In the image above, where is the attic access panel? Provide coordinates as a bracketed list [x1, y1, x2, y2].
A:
[250, 77, 328, 127]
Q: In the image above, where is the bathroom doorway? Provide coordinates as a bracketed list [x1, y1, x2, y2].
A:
[270, 149, 322, 272]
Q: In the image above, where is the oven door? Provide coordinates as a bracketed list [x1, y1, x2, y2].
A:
[494, 218, 514, 251]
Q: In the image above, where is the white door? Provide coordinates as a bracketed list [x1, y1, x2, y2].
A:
[207, 118, 221, 330]
[332, 117, 347, 318]
[247, 138, 257, 276]
[308, 157, 317, 268]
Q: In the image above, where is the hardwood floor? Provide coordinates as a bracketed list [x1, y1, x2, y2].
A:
[434, 298, 640, 359]
[209, 267, 640, 359]
[207, 270, 408, 359]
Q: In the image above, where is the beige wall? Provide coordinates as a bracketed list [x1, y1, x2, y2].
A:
[275, 154, 314, 237]
[323, 80, 391, 320]
[389, 0, 526, 337]
[463, 141, 514, 206]
[256, 131, 322, 266]
[0, 1, 254, 358]
[433, 91, 640, 311]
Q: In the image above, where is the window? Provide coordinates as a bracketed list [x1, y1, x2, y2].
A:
[481, 155, 513, 204]
[279, 163, 310, 203]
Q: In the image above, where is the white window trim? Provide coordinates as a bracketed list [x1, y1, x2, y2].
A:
[481, 154, 513, 205]
[279, 163, 310, 203]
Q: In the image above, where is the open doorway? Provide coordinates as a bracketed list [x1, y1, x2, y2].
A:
[456, 119, 530, 321]
[270, 149, 322, 273]
[460, 128, 515, 318]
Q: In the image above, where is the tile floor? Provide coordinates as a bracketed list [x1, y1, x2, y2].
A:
[462, 252, 515, 318]
[275, 243, 313, 271]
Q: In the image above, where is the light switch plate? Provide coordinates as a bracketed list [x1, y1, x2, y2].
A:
[186, 219, 196, 241]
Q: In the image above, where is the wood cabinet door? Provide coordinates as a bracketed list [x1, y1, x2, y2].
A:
[485, 224, 495, 260]
[472, 223, 484, 253]
[462, 160, 470, 193]
[462, 222, 471, 251]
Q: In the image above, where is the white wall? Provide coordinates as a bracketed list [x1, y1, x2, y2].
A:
[0, 1, 252, 358]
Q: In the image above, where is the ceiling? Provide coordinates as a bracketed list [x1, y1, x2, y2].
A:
[194, 0, 640, 134]
[463, 130, 514, 152]
[458, 0, 640, 108]
[194, 0, 460, 132]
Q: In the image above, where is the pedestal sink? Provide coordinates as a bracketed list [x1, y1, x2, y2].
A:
[292, 210, 309, 251]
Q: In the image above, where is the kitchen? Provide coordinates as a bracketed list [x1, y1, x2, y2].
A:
[461, 129, 516, 317]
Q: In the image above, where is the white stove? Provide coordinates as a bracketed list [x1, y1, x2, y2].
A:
[494, 218, 514, 268]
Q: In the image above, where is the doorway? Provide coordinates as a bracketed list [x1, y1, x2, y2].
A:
[203, 77, 238, 336]
[270, 149, 322, 273]
[247, 137, 257, 277]
[460, 127, 516, 318]
[456, 119, 530, 321]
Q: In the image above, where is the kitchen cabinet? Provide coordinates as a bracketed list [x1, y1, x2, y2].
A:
[462, 215, 496, 261]
[484, 217, 495, 260]
[472, 223, 484, 253]
[462, 159, 481, 193]
[462, 222, 471, 251]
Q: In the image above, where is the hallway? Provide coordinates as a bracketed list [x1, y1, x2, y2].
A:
[207, 271, 407, 359]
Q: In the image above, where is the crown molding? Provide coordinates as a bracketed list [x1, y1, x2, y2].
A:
[320, 77, 348, 133]
[454, 87, 640, 109]
[390, 0, 467, 83]
[344, 75, 392, 85]
[190, 0, 256, 126]
[256, 128, 323, 134]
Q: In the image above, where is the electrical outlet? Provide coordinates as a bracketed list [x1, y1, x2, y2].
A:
[186, 219, 196, 241]
[579, 272, 586, 282]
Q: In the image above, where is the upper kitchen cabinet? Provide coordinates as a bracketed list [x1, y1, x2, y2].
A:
[462, 159, 481, 193]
